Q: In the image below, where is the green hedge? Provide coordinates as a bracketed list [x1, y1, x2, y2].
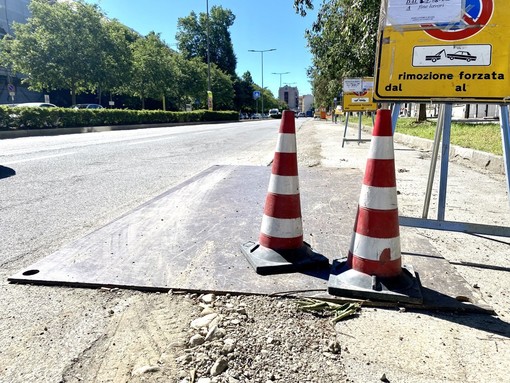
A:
[0, 107, 239, 131]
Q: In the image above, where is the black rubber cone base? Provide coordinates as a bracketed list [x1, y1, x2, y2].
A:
[328, 258, 423, 304]
[240, 240, 330, 275]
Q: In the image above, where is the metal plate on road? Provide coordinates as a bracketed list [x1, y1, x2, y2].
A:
[9, 165, 491, 312]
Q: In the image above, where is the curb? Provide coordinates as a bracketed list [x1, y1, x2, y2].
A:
[393, 131, 505, 175]
[0, 120, 234, 140]
[344, 120, 505, 176]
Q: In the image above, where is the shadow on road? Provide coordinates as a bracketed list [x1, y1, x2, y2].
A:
[0, 165, 16, 179]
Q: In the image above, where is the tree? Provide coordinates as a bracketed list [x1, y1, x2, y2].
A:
[210, 64, 235, 110]
[304, 0, 380, 107]
[233, 71, 256, 112]
[95, 19, 136, 103]
[176, 6, 237, 78]
[173, 56, 208, 110]
[293, 0, 314, 16]
[1, 0, 108, 105]
[126, 32, 178, 109]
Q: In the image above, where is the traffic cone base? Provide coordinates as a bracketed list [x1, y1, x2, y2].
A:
[328, 258, 423, 304]
[327, 109, 422, 303]
[241, 110, 329, 275]
[240, 240, 329, 276]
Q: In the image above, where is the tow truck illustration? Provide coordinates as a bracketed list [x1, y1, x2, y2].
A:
[425, 49, 477, 63]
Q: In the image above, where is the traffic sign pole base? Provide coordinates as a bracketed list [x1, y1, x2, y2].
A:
[328, 258, 423, 304]
[240, 241, 329, 276]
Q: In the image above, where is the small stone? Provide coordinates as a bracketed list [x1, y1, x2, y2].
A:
[221, 339, 236, 355]
[326, 339, 341, 354]
[189, 334, 205, 346]
[191, 313, 218, 329]
[210, 356, 229, 376]
[201, 293, 216, 304]
[381, 373, 390, 382]
[197, 378, 212, 383]
[132, 365, 161, 376]
[205, 326, 226, 341]
[201, 307, 216, 315]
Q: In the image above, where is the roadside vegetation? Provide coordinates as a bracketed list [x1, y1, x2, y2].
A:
[361, 115, 503, 156]
[0, 0, 284, 113]
[0, 106, 237, 131]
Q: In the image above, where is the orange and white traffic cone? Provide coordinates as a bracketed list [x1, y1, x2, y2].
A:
[241, 110, 329, 275]
[328, 109, 422, 303]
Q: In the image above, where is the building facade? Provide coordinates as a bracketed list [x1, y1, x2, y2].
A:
[299, 94, 313, 113]
[0, 0, 31, 38]
[278, 85, 299, 111]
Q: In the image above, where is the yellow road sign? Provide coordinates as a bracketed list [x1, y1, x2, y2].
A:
[343, 77, 378, 112]
[374, 0, 509, 102]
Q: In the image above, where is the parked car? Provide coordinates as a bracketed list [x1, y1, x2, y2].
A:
[297, 112, 306, 118]
[12, 102, 57, 108]
[251, 113, 262, 119]
[71, 103, 104, 109]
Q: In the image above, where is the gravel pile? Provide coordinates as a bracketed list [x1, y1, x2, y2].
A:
[175, 293, 348, 383]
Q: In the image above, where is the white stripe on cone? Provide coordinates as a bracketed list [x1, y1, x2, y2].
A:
[268, 174, 300, 195]
[359, 185, 398, 210]
[350, 233, 401, 261]
[368, 136, 395, 159]
[260, 215, 303, 238]
[275, 133, 297, 153]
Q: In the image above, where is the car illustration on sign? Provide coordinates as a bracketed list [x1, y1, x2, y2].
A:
[425, 49, 447, 62]
[447, 51, 477, 62]
[425, 49, 477, 63]
[413, 44, 491, 67]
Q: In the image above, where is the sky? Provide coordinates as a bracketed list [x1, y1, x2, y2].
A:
[85, 0, 318, 96]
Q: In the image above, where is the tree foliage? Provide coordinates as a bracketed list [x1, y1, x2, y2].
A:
[176, 6, 237, 78]
[0, 0, 261, 112]
[1, 0, 110, 104]
[126, 32, 178, 109]
[296, 0, 381, 108]
[308, 0, 380, 107]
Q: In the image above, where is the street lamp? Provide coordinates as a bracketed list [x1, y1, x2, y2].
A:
[206, 0, 211, 93]
[248, 48, 276, 116]
[272, 71, 290, 88]
[205, 0, 214, 111]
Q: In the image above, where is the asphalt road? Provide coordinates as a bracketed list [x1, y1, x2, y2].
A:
[0, 120, 298, 272]
[1, 117, 510, 382]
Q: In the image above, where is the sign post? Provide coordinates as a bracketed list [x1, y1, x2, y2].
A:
[342, 77, 377, 147]
[207, 91, 213, 111]
[7, 84, 15, 103]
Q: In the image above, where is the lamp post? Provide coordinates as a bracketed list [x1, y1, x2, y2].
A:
[248, 48, 276, 116]
[206, 0, 213, 110]
[206, 0, 211, 93]
[272, 71, 289, 88]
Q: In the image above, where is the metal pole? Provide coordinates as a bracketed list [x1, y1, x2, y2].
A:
[261, 52, 264, 116]
[358, 113, 362, 143]
[248, 49, 276, 117]
[206, 0, 211, 93]
[499, 105, 510, 207]
[272, 72, 289, 88]
[437, 103, 453, 221]
[422, 104, 444, 219]
[391, 103, 401, 134]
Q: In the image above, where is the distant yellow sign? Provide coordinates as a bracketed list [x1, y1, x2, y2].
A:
[374, 0, 510, 102]
[342, 77, 378, 112]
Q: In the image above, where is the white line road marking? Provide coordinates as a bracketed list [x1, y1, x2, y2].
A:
[2, 152, 77, 165]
